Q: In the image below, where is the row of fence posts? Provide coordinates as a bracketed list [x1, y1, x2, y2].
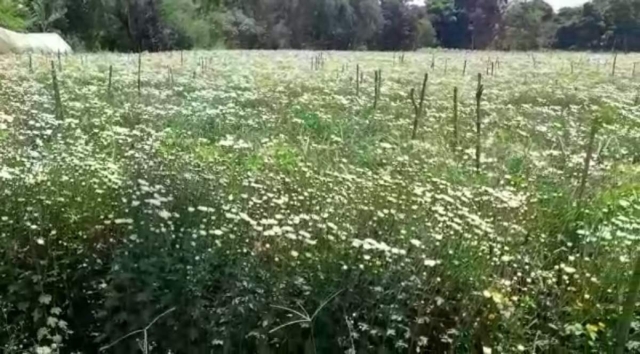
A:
[353, 65, 484, 172]
[35, 50, 633, 186]
[39, 50, 634, 122]
[43, 50, 204, 112]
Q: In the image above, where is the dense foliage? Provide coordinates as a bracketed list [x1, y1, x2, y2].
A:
[3, 0, 640, 51]
[0, 50, 639, 353]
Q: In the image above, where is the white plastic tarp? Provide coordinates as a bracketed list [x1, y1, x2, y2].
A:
[0, 27, 72, 54]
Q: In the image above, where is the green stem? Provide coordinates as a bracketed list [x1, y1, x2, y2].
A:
[615, 253, 640, 354]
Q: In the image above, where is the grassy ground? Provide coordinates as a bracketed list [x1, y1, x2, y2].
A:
[0, 50, 639, 353]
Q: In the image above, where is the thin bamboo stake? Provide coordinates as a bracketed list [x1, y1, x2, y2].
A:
[576, 117, 600, 203]
[50, 61, 63, 120]
[373, 70, 379, 109]
[475, 73, 484, 174]
[410, 73, 428, 140]
[107, 65, 113, 100]
[452, 86, 458, 151]
[356, 64, 360, 96]
[137, 52, 142, 98]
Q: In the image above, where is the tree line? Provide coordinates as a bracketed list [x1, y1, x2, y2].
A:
[1, 0, 640, 52]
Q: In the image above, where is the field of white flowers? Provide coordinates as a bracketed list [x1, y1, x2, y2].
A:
[0, 50, 639, 353]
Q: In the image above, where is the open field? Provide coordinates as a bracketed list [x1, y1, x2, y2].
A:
[0, 50, 639, 353]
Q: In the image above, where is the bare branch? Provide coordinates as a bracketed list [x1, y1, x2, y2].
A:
[99, 307, 175, 352]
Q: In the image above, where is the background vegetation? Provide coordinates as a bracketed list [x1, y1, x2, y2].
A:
[3, 0, 640, 52]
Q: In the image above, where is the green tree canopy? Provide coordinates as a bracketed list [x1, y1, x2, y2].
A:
[497, 0, 554, 50]
[5, 0, 640, 52]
